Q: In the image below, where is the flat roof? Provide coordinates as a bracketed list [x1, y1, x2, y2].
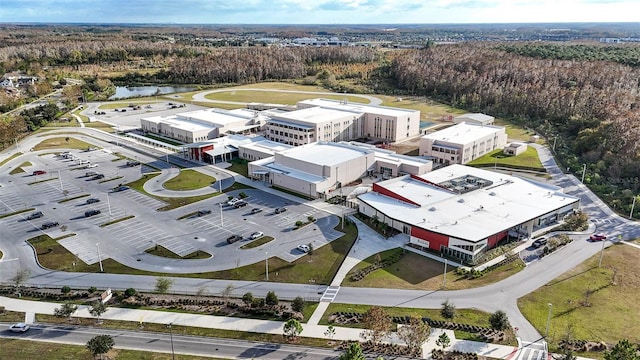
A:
[422, 122, 504, 145]
[340, 141, 431, 168]
[142, 115, 214, 132]
[273, 106, 361, 124]
[240, 139, 293, 153]
[252, 158, 325, 184]
[278, 141, 371, 167]
[455, 113, 495, 121]
[299, 98, 419, 117]
[179, 108, 253, 126]
[359, 164, 579, 242]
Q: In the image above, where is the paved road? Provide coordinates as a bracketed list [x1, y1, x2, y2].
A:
[191, 88, 383, 106]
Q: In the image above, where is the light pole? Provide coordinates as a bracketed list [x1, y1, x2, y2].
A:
[168, 322, 175, 360]
[265, 251, 269, 281]
[581, 164, 587, 183]
[598, 238, 607, 267]
[442, 259, 448, 289]
[630, 196, 637, 219]
[545, 303, 553, 338]
[57, 170, 63, 190]
[96, 243, 103, 272]
[552, 137, 557, 151]
[219, 203, 224, 226]
[106, 193, 112, 216]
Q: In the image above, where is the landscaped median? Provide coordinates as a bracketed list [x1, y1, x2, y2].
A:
[467, 147, 545, 172]
[125, 173, 219, 211]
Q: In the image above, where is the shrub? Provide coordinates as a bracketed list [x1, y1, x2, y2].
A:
[489, 310, 510, 330]
[441, 299, 456, 320]
[242, 292, 254, 306]
[292, 296, 305, 312]
[88, 287, 97, 293]
[252, 298, 265, 308]
[266, 291, 279, 306]
[124, 288, 137, 297]
[295, 220, 304, 227]
[307, 216, 315, 222]
[61, 286, 71, 294]
[238, 192, 247, 199]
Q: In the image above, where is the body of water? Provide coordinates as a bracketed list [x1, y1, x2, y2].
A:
[109, 86, 196, 100]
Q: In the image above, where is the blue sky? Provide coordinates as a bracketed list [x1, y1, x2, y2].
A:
[1, 0, 638, 24]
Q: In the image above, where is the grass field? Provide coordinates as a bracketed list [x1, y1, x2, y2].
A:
[163, 169, 216, 191]
[84, 120, 116, 133]
[228, 158, 249, 177]
[239, 236, 274, 249]
[146, 245, 211, 259]
[204, 89, 369, 105]
[125, 173, 218, 211]
[493, 118, 539, 142]
[467, 147, 544, 170]
[379, 96, 465, 121]
[342, 250, 525, 291]
[518, 243, 640, 357]
[32, 137, 95, 151]
[9, 161, 32, 174]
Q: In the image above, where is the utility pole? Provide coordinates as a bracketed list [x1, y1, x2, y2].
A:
[630, 196, 637, 219]
[96, 243, 103, 272]
[168, 322, 175, 360]
[442, 259, 448, 289]
[581, 164, 587, 183]
[265, 251, 269, 281]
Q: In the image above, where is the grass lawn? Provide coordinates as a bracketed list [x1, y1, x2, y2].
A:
[342, 250, 525, 291]
[240, 236, 274, 249]
[518, 243, 640, 356]
[0, 208, 35, 219]
[0, 152, 22, 167]
[84, 120, 116, 133]
[467, 147, 544, 170]
[146, 245, 211, 259]
[163, 169, 216, 191]
[29, 220, 354, 284]
[379, 95, 465, 121]
[228, 158, 249, 177]
[72, 109, 88, 123]
[125, 173, 218, 211]
[45, 117, 79, 128]
[493, 118, 539, 142]
[99, 215, 136, 227]
[204, 89, 368, 105]
[9, 161, 32, 174]
[32, 137, 95, 151]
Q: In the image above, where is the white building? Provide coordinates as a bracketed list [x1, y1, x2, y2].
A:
[141, 108, 267, 143]
[503, 142, 528, 156]
[358, 164, 579, 263]
[419, 122, 507, 165]
[454, 113, 495, 125]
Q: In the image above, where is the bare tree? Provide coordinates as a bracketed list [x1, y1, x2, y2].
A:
[398, 315, 431, 352]
[360, 306, 393, 349]
[11, 268, 30, 288]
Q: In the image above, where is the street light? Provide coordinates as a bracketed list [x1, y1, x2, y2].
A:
[630, 195, 637, 219]
[265, 251, 269, 281]
[598, 238, 607, 268]
[106, 192, 112, 216]
[581, 164, 587, 183]
[442, 259, 448, 289]
[96, 243, 103, 272]
[219, 203, 224, 226]
[57, 170, 64, 190]
[168, 322, 175, 360]
[545, 303, 553, 338]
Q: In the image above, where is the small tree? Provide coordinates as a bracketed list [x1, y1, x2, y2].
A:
[307, 243, 314, 255]
[252, 297, 265, 308]
[489, 310, 510, 330]
[124, 288, 137, 297]
[360, 306, 393, 348]
[398, 315, 431, 352]
[283, 318, 303, 341]
[86, 334, 114, 360]
[242, 292, 254, 306]
[11, 268, 30, 288]
[604, 339, 640, 360]
[154, 277, 173, 294]
[324, 325, 336, 339]
[339, 342, 365, 360]
[61, 285, 72, 294]
[265, 291, 279, 306]
[89, 301, 107, 323]
[54, 302, 78, 322]
[436, 332, 450, 350]
[292, 296, 305, 313]
[441, 299, 456, 320]
[221, 284, 235, 300]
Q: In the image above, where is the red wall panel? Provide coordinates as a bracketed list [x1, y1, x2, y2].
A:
[410, 226, 449, 251]
[486, 230, 508, 248]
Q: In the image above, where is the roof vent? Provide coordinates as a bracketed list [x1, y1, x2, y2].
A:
[429, 207, 436, 211]
[489, 192, 496, 196]
[457, 199, 465, 203]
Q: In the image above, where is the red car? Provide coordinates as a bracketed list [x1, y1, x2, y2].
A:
[32, 170, 46, 175]
[589, 234, 607, 242]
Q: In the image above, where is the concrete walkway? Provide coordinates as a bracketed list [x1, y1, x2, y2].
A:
[0, 296, 520, 359]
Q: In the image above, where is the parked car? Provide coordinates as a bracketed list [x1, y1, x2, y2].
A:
[234, 200, 248, 208]
[226, 235, 242, 244]
[532, 237, 547, 249]
[250, 208, 263, 214]
[589, 234, 607, 242]
[84, 209, 101, 217]
[9, 323, 30, 333]
[126, 160, 141, 167]
[274, 207, 287, 214]
[196, 209, 212, 216]
[41, 221, 59, 229]
[26, 211, 43, 220]
[249, 231, 264, 240]
[86, 198, 100, 204]
[32, 170, 46, 176]
[297, 244, 310, 253]
[227, 198, 240, 206]
[78, 160, 90, 165]
[112, 186, 129, 192]
[86, 171, 98, 177]
[92, 174, 105, 180]
[86, 164, 98, 168]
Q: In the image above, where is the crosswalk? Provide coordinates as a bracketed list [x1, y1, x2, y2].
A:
[320, 286, 340, 302]
[515, 341, 548, 360]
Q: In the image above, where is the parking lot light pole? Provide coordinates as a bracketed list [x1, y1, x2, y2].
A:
[219, 203, 224, 226]
[265, 251, 269, 281]
[96, 243, 103, 272]
[168, 322, 175, 360]
[630, 196, 637, 219]
[106, 193, 112, 216]
[442, 259, 448, 289]
[581, 163, 587, 183]
[545, 303, 553, 338]
[57, 170, 63, 190]
[598, 239, 607, 267]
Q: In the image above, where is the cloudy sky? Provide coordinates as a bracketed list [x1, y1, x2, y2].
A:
[1, 0, 638, 24]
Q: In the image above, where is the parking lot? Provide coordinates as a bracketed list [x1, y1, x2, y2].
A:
[0, 144, 343, 273]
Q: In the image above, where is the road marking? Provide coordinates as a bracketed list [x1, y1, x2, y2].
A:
[320, 286, 340, 302]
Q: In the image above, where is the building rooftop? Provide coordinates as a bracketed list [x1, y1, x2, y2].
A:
[340, 141, 432, 168]
[277, 141, 371, 167]
[422, 122, 504, 145]
[359, 164, 578, 242]
[179, 108, 254, 126]
[455, 113, 495, 122]
[273, 106, 361, 124]
[298, 98, 419, 118]
[239, 139, 293, 153]
[142, 115, 213, 132]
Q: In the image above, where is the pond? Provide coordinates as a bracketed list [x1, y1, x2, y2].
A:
[109, 86, 196, 100]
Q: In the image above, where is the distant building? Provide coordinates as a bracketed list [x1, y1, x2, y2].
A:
[419, 122, 507, 165]
[182, 135, 279, 164]
[503, 142, 528, 156]
[453, 113, 495, 125]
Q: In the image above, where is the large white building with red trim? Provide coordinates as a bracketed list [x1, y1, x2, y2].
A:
[357, 164, 579, 263]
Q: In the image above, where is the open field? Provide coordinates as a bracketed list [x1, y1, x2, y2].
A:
[32, 137, 95, 151]
[163, 169, 216, 191]
[84, 120, 116, 133]
[204, 89, 369, 105]
[342, 250, 525, 291]
[493, 118, 541, 142]
[378, 95, 465, 121]
[467, 147, 544, 170]
[518, 243, 640, 358]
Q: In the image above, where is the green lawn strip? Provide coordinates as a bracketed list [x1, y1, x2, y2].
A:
[98, 176, 124, 183]
[141, 133, 185, 146]
[29, 220, 355, 284]
[342, 250, 525, 291]
[204, 89, 368, 105]
[163, 169, 216, 191]
[518, 243, 640, 356]
[228, 158, 249, 177]
[0, 152, 22, 167]
[0, 208, 35, 219]
[177, 211, 200, 220]
[28, 177, 58, 185]
[467, 147, 544, 170]
[99, 215, 136, 227]
[9, 161, 32, 175]
[58, 194, 90, 203]
[124, 173, 218, 211]
[225, 182, 255, 191]
[111, 152, 128, 161]
[32, 137, 95, 151]
[72, 109, 88, 123]
[84, 121, 116, 133]
[240, 236, 274, 249]
[492, 118, 540, 143]
[145, 245, 211, 259]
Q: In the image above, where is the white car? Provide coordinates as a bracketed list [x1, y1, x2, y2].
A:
[227, 198, 240, 206]
[297, 244, 310, 253]
[9, 323, 30, 332]
[249, 231, 264, 240]
[86, 164, 98, 168]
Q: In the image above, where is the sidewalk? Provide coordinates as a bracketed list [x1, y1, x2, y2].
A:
[0, 296, 519, 359]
